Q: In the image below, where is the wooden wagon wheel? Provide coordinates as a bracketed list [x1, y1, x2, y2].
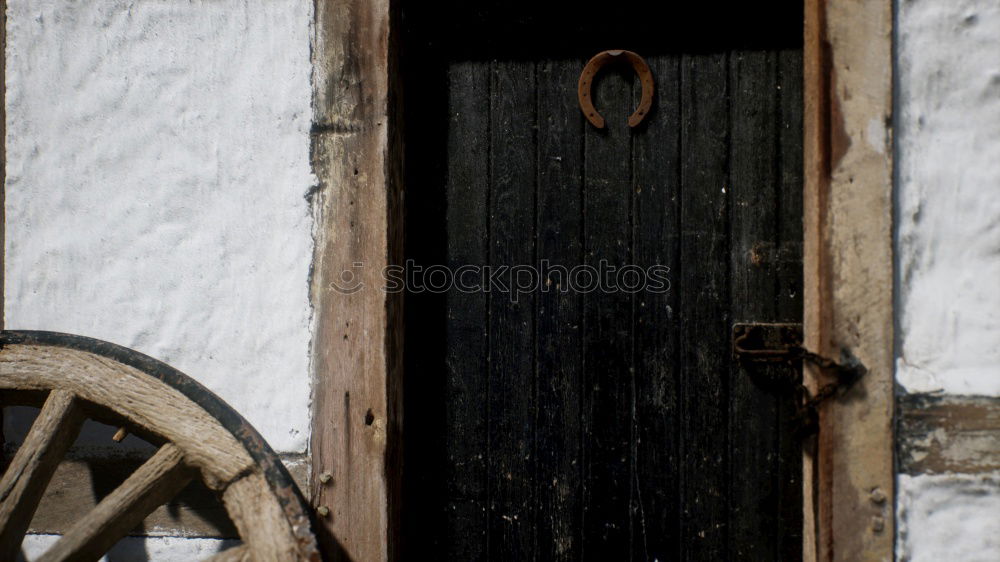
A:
[0, 330, 321, 561]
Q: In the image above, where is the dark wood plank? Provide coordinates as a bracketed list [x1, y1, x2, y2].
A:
[534, 58, 584, 562]
[776, 46, 805, 562]
[727, 49, 781, 560]
[631, 53, 683, 562]
[442, 60, 492, 560]
[776, 52, 806, 320]
[581, 58, 635, 559]
[678, 52, 730, 561]
[488, 60, 538, 560]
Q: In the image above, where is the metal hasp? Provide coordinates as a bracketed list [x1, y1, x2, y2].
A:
[732, 322, 804, 362]
[732, 322, 868, 437]
[578, 50, 654, 128]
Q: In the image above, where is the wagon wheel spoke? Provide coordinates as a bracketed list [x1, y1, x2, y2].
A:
[0, 390, 84, 560]
[39, 443, 194, 562]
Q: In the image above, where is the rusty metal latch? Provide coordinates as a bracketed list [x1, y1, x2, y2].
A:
[578, 50, 654, 129]
[732, 323, 867, 437]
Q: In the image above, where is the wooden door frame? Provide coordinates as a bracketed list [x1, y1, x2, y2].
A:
[307, 1, 896, 561]
[802, 1, 894, 560]
[307, 3, 895, 560]
[308, 1, 405, 560]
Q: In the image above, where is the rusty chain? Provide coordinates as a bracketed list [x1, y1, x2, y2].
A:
[787, 347, 867, 437]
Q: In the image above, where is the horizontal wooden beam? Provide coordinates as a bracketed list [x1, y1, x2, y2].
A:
[897, 394, 1000, 475]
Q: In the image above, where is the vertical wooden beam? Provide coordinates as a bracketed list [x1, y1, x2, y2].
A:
[803, 1, 894, 561]
[310, 1, 403, 560]
[802, 3, 828, 559]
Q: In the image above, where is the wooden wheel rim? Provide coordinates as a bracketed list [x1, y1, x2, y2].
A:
[0, 330, 321, 561]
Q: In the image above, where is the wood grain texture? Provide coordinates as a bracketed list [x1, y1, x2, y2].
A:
[488, 60, 538, 560]
[803, 1, 894, 560]
[400, 4, 803, 560]
[310, 0, 403, 559]
[401, 47, 803, 562]
[581, 55, 633, 559]
[0, 390, 82, 560]
[801, 3, 829, 558]
[222, 471, 301, 562]
[1, 340, 318, 560]
[897, 394, 1000, 475]
[631, 53, 681, 562]
[677, 52, 730, 562]
[27, 454, 238, 538]
[776, 47, 806, 562]
[535, 58, 584, 562]
[0, 345, 254, 486]
[728, 49, 782, 561]
[21, 453, 309, 539]
[442, 60, 490, 559]
[39, 443, 193, 562]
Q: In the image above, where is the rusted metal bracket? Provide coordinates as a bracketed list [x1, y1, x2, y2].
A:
[732, 322, 804, 362]
[732, 323, 867, 437]
[577, 50, 654, 128]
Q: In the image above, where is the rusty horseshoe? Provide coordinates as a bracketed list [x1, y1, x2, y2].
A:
[578, 50, 654, 129]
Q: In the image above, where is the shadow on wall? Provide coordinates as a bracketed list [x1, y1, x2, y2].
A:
[3, 408, 239, 561]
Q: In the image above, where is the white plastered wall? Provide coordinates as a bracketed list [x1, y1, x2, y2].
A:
[3, 1, 315, 559]
[896, 0, 1000, 560]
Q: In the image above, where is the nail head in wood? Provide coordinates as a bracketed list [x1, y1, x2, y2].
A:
[870, 488, 887, 505]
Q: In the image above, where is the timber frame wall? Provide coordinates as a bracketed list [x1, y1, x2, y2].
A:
[311, 1, 896, 560]
[0, 0, 893, 559]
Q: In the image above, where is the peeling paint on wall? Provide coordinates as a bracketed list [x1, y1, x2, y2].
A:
[896, 1, 1000, 560]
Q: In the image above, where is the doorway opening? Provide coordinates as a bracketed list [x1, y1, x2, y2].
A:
[400, 3, 804, 559]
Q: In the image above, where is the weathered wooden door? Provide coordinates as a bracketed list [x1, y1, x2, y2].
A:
[402, 3, 803, 560]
